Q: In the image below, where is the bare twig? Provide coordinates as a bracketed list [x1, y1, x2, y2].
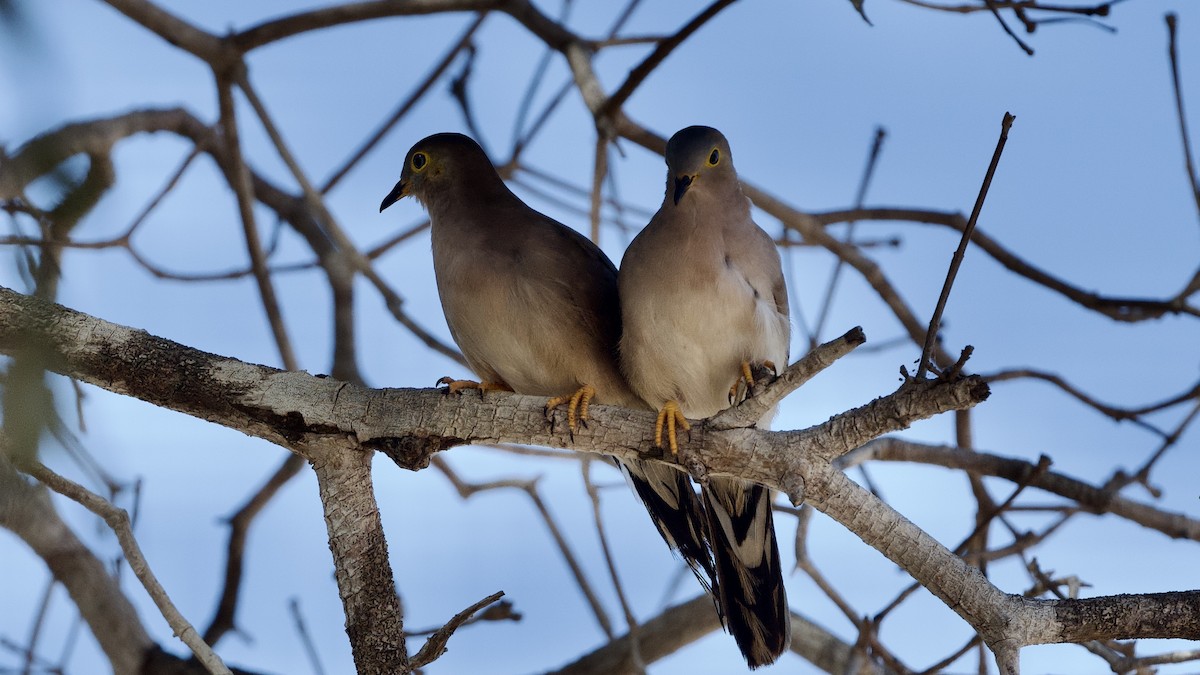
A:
[1165, 13, 1200, 227]
[516, 164, 654, 219]
[811, 206, 1200, 321]
[550, 595, 720, 675]
[432, 457, 614, 638]
[120, 146, 200, 243]
[982, 367, 1199, 425]
[812, 127, 886, 344]
[204, 454, 306, 646]
[321, 12, 488, 194]
[916, 112, 1014, 379]
[840, 438, 1200, 542]
[27, 462, 231, 675]
[589, 136, 607, 243]
[597, 0, 738, 121]
[710, 325, 866, 429]
[288, 598, 326, 675]
[214, 75, 299, 371]
[20, 579, 55, 675]
[982, 0, 1034, 55]
[410, 591, 507, 668]
[582, 458, 645, 673]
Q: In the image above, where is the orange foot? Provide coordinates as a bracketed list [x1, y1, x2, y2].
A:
[436, 376, 512, 397]
[544, 384, 596, 437]
[728, 360, 779, 403]
[654, 400, 691, 454]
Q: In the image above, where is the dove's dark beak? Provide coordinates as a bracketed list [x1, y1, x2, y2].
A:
[379, 179, 408, 212]
[672, 174, 694, 205]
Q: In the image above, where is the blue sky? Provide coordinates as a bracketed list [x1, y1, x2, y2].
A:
[2, 1, 1199, 673]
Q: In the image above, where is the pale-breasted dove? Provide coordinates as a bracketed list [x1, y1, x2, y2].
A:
[379, 132, 717, 600]
[619, 126, 791, 668]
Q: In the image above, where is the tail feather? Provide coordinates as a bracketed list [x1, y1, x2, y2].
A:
[618, 458, 717, 593]
[704, 476, 790, 669]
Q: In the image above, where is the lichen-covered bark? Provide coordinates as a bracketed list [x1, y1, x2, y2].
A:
[309, 444, 408, 673]
[1, 285, 1197, 668]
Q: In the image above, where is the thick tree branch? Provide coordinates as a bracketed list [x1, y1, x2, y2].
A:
[307, 442, 408, 673]
[0, 285, 981, 483]
[3, 286, 1196, 662]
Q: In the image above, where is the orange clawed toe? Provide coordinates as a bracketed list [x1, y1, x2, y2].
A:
[653, 400, 691, 454]
[545, 384, 596, 437]
[436, 376, 512, 396]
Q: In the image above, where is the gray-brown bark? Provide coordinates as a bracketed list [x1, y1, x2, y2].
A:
[0, 283, 1196, 671]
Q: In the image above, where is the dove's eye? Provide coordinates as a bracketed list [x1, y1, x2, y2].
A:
[707, 149, 720, 166]
[411, 152, 428, 172]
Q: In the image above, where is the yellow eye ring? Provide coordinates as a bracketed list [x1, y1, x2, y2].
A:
[411, 152, 428, 172]
[707, 148, 720, 166]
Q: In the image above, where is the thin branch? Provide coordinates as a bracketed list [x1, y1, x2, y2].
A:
[230, 1, 513, 53]
[288, 598, 327, 675]
[916, 112, 1014, 378]
[581, 458, 645, 673]
[321, 12, 488, 194]
[811, 206, 1200, 321]
[1165, 13, 1200, 227]
[20, 579, 55, 675]
[410, 591, 506, 669]
[203, 454, 306, 646]
[841, 438, 1200, 542]
[120, 146, 200, 243]
[597, 0, 738, 120]
[812, 127, 886, 344]
[100, 0, 228, 65]
[26, 462, 231, 675]
[1114, 648, 1200, 671]
[550, 595, 720, 675]
[510, 0, 573, 156]
[515, 164, 654, 219]
[432, 457, 615, 638]
[365, 219, 431, 259]
[589, 136, 607, 243]
[894, 0, 1115, 19]
[982, 0, 1034, 55]
[214, 75, 299, 371]
[982, 367, 1199, 424]
[710, 325, 865, 429]
[527, 487, 615, 638]
[1121, 397, 1200, 497]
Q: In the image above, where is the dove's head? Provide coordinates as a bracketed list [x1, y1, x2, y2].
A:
[664, 126, 737, 206]
[380, 133, 499, 212]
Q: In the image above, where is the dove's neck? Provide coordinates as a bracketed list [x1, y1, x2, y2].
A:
[424, 173, 520, 226]
[666, 179, 751, 223]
